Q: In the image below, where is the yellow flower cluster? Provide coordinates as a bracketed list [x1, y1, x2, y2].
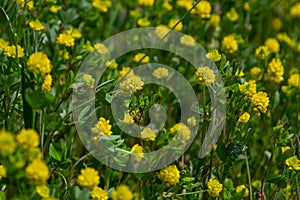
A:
[239, 80, 257, 98]
[131, 144, 144, 162]
[138, 0, 154, 6]
[16, 0, 33, 9]
[16, 129, 39, 151]
[255, 45, 270, 59]
[168, 19, 183, 32]
[4, 45, 25, 58]
[141, 127, 156, 141]
[176, 0, 193, 11]
[50, 5, 62, 13]
[119, 72, 144, 96]
[90, 187, 108, 200]
[209, 14, 221, 27]
[169, 123, 191, 143]
[250, 91, 269, 113]
[221, 34, 238, 53]
[0, 130, 16, 156]
[42, 74, 53, 92]
[238, 112, 250, 123]
[206, 49, 222, 62]
[111, 185, 133, 200]
[0, 165, 6, 180]
[133, 53, 149, 63]
[267, 58, 284, 83]
[226, 8, 239, 22]
[285, 156, 300, 170]
[195, 1, 211, 18]
[236, 185, 249, 197]
[25, 159, 50, 185]
[290, 3, 300, 18]
[264, 38, 280, 53]
[82, 74, 95, 88]
[91, 117, 113, 136]
[119, 67, 131, 78]
[137, 17, 150, 27]
[29, 19, 44, 31]
[158, 165, 180, 186]
[36, 185, 50, 198]
[94, 43, 109, 54]
[57, 33, 75, 47]
[77, 167, 100, 188]
[194, 66, 216, 86]
[152, 67, 169, 79]
[0, 38, 9, 50]
[180, 35, 196, 46]
[106, 60, 118, 69]
[250, 67, 262, 80]
[27, 52, 51, 75]
[288, 74, 299, 88]
[207, 179, 223, 197]
[187, 116, 197, 126]
[92, 0, 112, 12]
[276, 33, 296, 48]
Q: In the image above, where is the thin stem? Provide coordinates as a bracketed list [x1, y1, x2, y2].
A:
[260, 152, 273, 200]
[245, 152, 253, 200]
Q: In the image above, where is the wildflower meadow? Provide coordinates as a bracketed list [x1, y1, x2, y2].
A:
[0, 0, 299, 199]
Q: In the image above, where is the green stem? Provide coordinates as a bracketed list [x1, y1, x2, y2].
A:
[245, 152, 253, 200]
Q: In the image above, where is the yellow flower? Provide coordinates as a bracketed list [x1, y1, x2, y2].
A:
[152, 67, 169, 79]
[133, 53, 149, 63]
[281, 146, 291, 153]
[250, 92, 269, 113]
[56, 33, 75, 47]
[119, 67, 131, 78]
[226, 8, 239, 22]
[83, 41, 94, 52]
[137, 17, 150, 27]
[238, 112, 250, 123]
[285, 156, 300, 170]
[244, 2, 250, 11]
[236, 185, 249, 197]
[206, 49, 221, 62]
[187, 116, 197, 126]
[207, 179, 223, 197]
[129, 10, 141, 18]
[91, 117, 113, 136]
[0, 165, 6, 180]
[267, 58, 284, 84]
[29, 19, 44, 31]
[168, 19, 183, 32]
[36, 185, 50, 198]
[251, 180, 261, 188]
[271, 18, 282, 30]
[27, 52, 51, 75]
[194, 66, 216, 86]
[120, 112, 134, 124]
[255, 46, 270, 59]
[290, 3, 300, 18]
[77, 167, 100, 188]
[59, 50, 70, 60]
[16, 0, 34, 8]
[250, 67, 263, 80]
[176, 0, 193, 11]
[276, 33, 296, 48]
[158, 165, 180, 186]
[288, 74, 299, 88]
[106, 60, 118, 69]
[155, 25, 170, 40]
[162, 0, 172, 10]
[174, 123, 191, 144]
[90, 187, 108, 200]
[82, 74, 95, 88]
[131, 144, 144, 162]
[239, 80, 257, 98]
[42, 74, 53, 92]
[208, 14, 221, 27]
[16, 129, 40, 151]
[138, 0, 154, 6]
[49, 5, 62, 13]
[111, 185, 133, 200]
[25, 147, 42, 161]
[195, 1, 211, 18]
[0, 130, 16, 156]
[4, 45, 25, 58]
[66, 28, 82, 39]
[119, 72, 144, 96]
[25, 159, 50, 185]
[264, 38, 280, 53]
[141, 127, 156, 141]
[221, 34, 238, 53]
[0, 38, 9, 51]
[234, 69, 244, 77]
[92, 0, 112, 12]
[94, 43, 109, 54]
[180, 35, 195, 47]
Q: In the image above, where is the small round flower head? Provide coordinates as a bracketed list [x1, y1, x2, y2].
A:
[281, 146, 291, 153]
[285, 156, 300, 170]
[141, 127, 156, 141]
[238, 80, 257, 98]
[207, 179, 223, 197]
[238, 112, 250, 123]
[50, 5, 62, 13]
[42, 74, 53, 92]
[133, 53, 149, 63]
[180, 35, 196, 47]
[77, 167, 100, 188]
[195, 1, 211, 18]
[176, 0, 193, 11]
[0, 130, 16, 156]
[27, 52, 51, 75]
[168, 19, 183, 32]
[152, 67, 169, 79]
[90, 187, 108, 200]
[158, 165, 180, 186]
[250, 67, 263, 80]
[94, 43, 109, 54]
[288, 74, 299, 88]
[234, 69, 244, 77]
[36, 185, 50, 198]
[138, 0, 154, 6]
[4, 45, 25, 58]
[0, 38, 9, 51]
[16, 129, 40, 151]
[29, 19, 44, 31]
[25, 159, 50, 185]
[56, 33, 75, 47]
[155, 25, 170, 40]
[276, 33, 296, 48]
[194, 66, 216, 86]
[250, 92, 269, 113]
[236, 185, 249, 197]
[206, 49, 221, 62]
[92, 0, 112, 12]
[16, 0, 34, 9]
[131, 144, 144, 162]
[137, 17, 150, 27]
[66, 28, 82, 39]
[106, 60, 118, 69]
[251, 180, 261, 188]
[255, 46, 270, 59]
[0, 165, 6, 180]
[226, 7, 239, 22]
[119, 72, 144, 96]
[290, 3, 300, 18]
[271, 18, 282, 30]
[91, 117, 113, 136]
[82, 74, 95, 88]
[187, 116, 197, 126]
[170, 123, 191, 143]
[221, 34, 238, 53]
[208, 14, 221, 27]
[244, 2, 250, 11]
[111, 185, 133, 200]
[267, 58, 284, 83]
[119, 67, 131, 78]
[264, 38, 280, 53]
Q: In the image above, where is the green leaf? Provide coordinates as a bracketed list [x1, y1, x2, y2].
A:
[266, 173, 287, 188]
[25, 89, 54, 109]
[217, 143, 228, 162]
[0, 192, 6, 200]
[49, 143, 63, 162]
